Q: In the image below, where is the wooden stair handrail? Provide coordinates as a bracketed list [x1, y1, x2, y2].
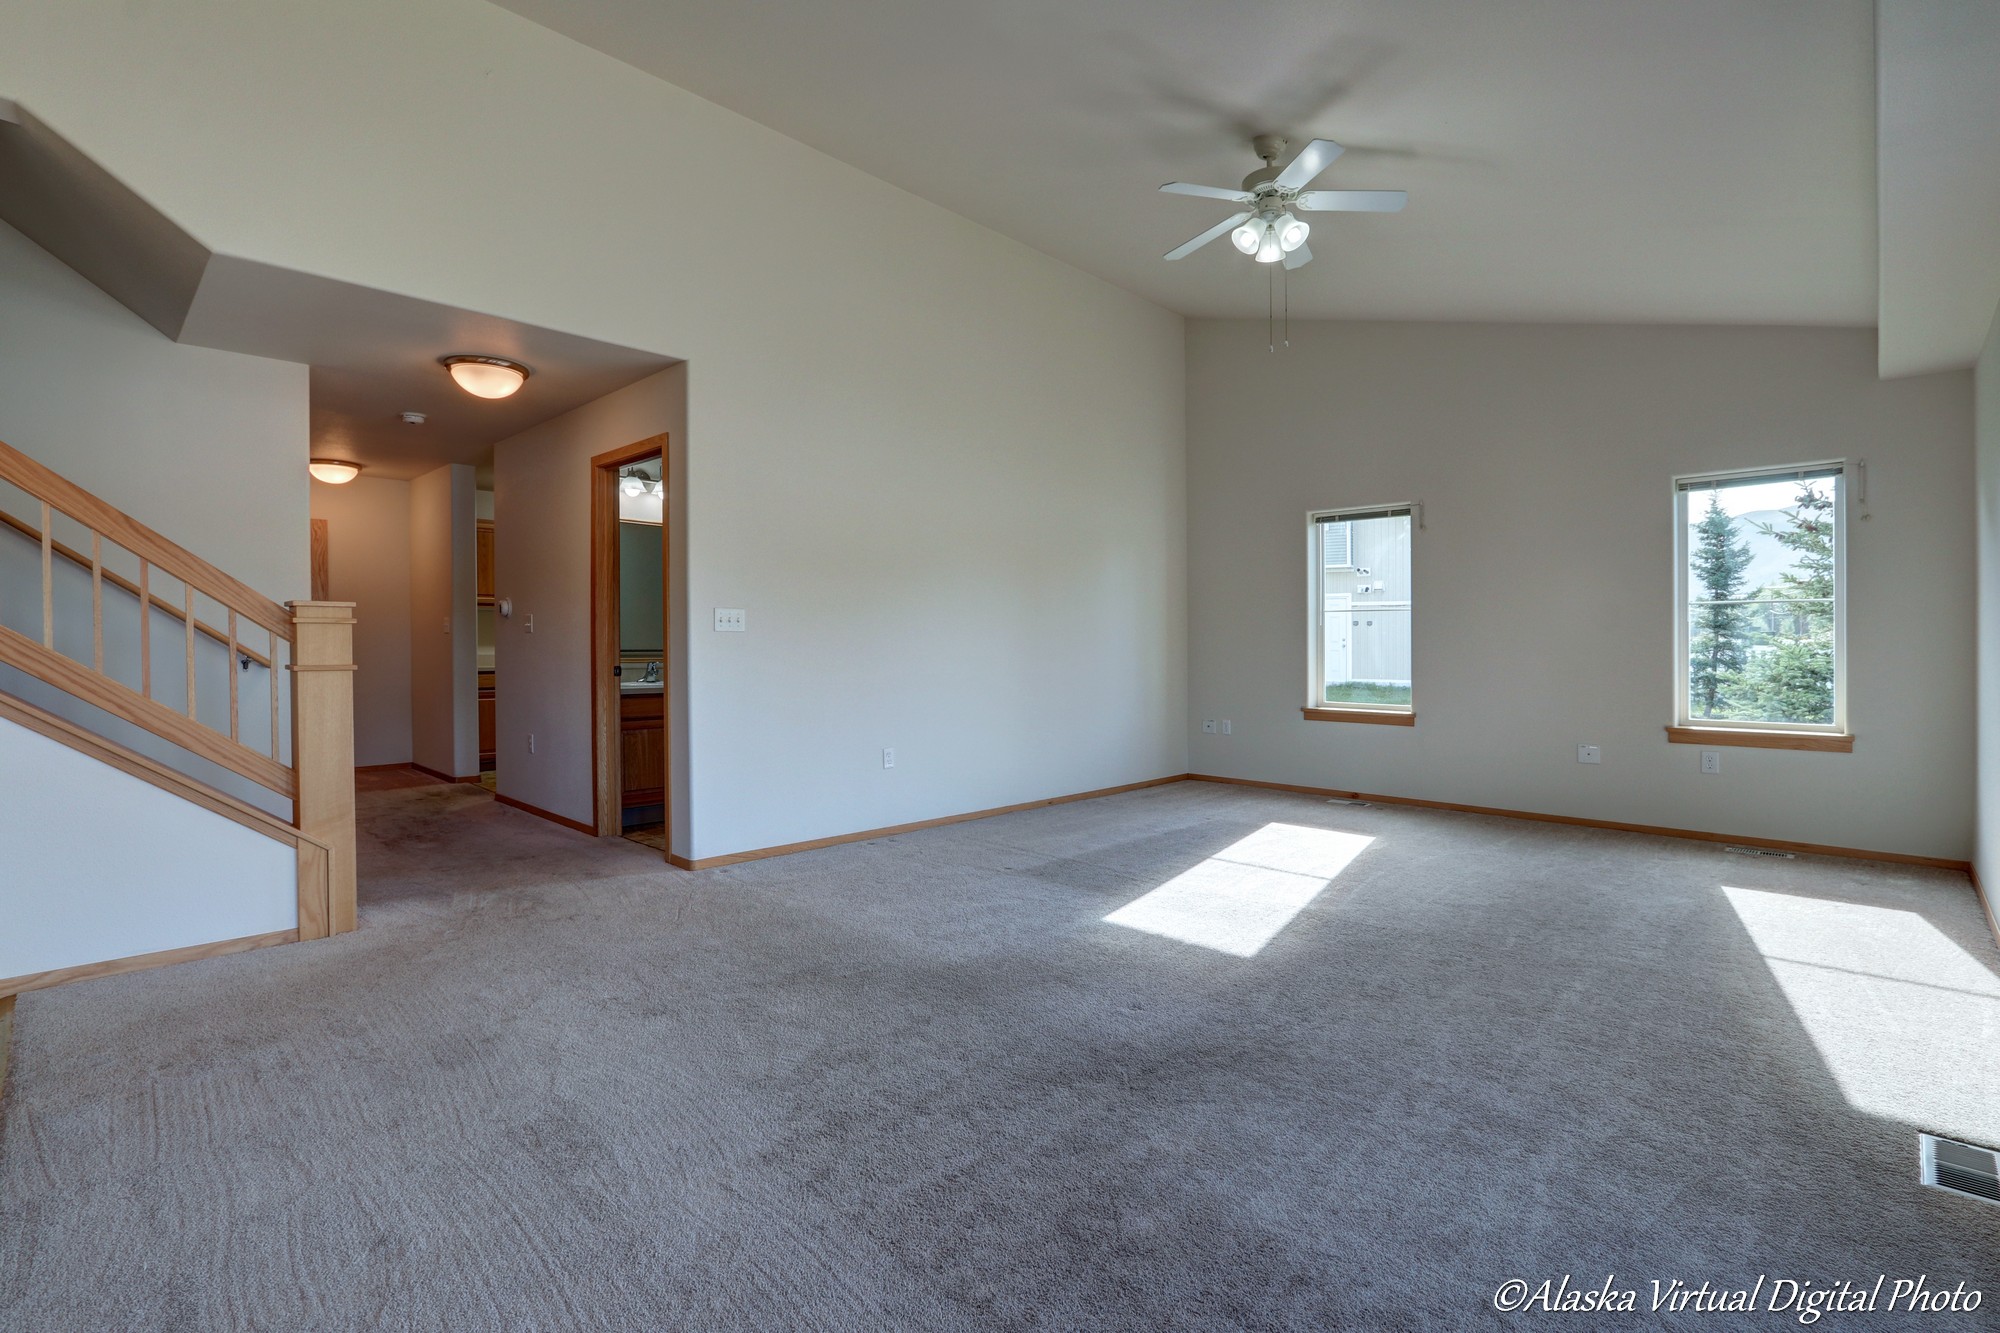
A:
[0, 625, 296, 796]
[0, 507, 274, 667]
[0, 439, 291, 640]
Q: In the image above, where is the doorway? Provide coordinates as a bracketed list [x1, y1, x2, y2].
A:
[590, 435, 670, 857]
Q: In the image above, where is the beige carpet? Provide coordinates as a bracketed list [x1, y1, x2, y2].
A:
[3, 779, 1998, 1329]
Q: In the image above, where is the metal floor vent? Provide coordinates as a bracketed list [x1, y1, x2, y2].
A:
[1921, 1134, 2000, 1205]
[1722, 845, 1796, 859]
[1326, 799, 1371, 808]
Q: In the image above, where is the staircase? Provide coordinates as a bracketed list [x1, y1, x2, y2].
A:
[0, 437, 355, 994]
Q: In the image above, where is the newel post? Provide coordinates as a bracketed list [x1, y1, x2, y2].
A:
[289, 600, 358, 937]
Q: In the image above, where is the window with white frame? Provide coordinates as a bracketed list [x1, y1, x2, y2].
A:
[1674, 463, 1844, 731]
[1309, 506, 1412, 710]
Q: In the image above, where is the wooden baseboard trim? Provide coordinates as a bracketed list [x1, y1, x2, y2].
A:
[1972, 867, 2000, 953]
[677, 774, 1191, 870]
[356, 761, 417, 772]
[0, 994, 13, 1118]
[0, 928, 299, 997]
[493, 792, 598, 837]
[1186, 774, 1972, 873]
[409, 762, 483, 787]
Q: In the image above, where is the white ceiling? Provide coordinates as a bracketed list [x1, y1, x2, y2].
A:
[1876, 0, 2000, 377]
[492, 0, 1879, 326]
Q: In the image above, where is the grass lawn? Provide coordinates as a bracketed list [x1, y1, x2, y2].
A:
[1324, 681, 1412, 707]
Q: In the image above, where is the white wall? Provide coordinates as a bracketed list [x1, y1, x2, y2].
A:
[1976, 306, 2000, 885]
[0, 0, 1186, 860]
[1189, 321, 1974, 861]
[0, 218, 307, 601]
[408, 463, 477, 779]
[311, 475, 413, 767]
[0, 712, 296, 981]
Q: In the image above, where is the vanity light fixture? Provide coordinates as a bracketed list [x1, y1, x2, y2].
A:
[441, 354, 530, 399]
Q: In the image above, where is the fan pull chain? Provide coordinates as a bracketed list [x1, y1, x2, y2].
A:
[1283, 262, 1290, 347]
[1267, 262, 1275, 352]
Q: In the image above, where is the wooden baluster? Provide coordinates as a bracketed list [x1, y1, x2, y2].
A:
[268, 630, 282, 760]
[227, 609, 239, 741]
[184, 585, 197, 722]
[40, 501, 52, 647]
[91, 532, 104, 673]
[290, 601, 357, 938]
[139, 560, 152, 698]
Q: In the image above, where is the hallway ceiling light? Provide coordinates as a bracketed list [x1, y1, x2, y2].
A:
[441, 355, 530, 399]
[309, 459, 363, 484]
[621, 470, 647, 497]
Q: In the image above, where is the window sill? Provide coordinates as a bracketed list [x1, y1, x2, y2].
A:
[1303, 707, 1415, 727]
[1665, 725, 1851, 753]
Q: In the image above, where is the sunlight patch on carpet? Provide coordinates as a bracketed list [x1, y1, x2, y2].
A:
[1723, 885, 2000, 1141]
[1104, 823, 1374, 957]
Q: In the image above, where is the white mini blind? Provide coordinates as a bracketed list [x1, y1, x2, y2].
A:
[1677, 463, 1842, 493]
[1320, 521, 1351, 567]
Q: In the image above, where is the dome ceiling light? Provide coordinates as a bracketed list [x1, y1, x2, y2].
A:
[441, 354, 531, 399]
[309, 459, 363, 485]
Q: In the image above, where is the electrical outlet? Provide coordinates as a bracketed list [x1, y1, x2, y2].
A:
[883, 747, 895, 769]
[714, 608, 746, 632]
[1202, 719, 1217, 734]
[1577, 744, 1601, 764]
[1700, 750, 1721, 775]
[1220, 720, 1232, 735]
[528, 733, 536, 755]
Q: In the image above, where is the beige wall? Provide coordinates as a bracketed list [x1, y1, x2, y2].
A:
[0, 0, 1186, 859]
[1188, 320, 1975, 861]
[409, 463, 477, 779]
[0, 215, 304, 814]
[493, 367, 686, 842]
[310, 475, 412, 767]
[1976, 305, 2000, 885]
[0, 218, 306, 600]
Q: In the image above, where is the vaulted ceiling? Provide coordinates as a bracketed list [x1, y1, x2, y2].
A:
[493, 0, 1881, 329]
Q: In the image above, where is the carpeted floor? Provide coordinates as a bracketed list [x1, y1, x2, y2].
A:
[3, 776, 1999, 1330]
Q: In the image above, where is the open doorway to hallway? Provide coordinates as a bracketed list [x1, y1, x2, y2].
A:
[591, 436, 670, 857]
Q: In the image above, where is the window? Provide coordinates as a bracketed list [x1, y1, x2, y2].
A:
[1674, 463, 1844, 735]
[1308, 506, 1412, 716]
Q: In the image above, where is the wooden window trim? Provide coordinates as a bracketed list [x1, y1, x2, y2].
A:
[1665, 725, 1851, 753]
[1302, 706, 1415, 727]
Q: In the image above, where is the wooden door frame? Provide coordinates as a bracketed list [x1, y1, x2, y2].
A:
[589, 433, 671, 851]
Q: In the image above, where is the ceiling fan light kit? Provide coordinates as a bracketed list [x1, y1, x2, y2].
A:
[1160, 134, 1405, 271]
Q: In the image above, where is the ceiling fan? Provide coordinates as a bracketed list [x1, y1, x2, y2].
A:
[1160, 134, 1406, 270]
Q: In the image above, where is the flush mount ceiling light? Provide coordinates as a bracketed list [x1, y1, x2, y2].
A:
[620, 470, 647, 497]
[309, 459, 363, 484]
[440, 354, 530, 399]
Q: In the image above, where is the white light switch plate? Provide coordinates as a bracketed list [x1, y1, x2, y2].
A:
[714, 608, 746, 632]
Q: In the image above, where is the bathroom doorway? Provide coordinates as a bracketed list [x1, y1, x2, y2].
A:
[589, 434, 670, 857]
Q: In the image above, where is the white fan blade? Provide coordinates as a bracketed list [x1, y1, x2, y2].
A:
[1282, 243, 1312, 270]
[1164, 211, 1252, 260]
[1273, 138, 1345, 190]
[1160, 182, 1254, 203]
[1296, 189, 1406, 213]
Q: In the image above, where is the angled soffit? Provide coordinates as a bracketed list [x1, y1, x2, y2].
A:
[1877, 0, 2000, 377]
[0, 99, 673, 479]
